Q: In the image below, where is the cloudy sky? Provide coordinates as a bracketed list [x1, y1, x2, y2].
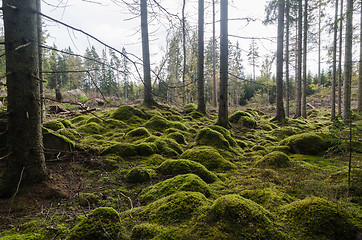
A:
[41, 0, 281, 77]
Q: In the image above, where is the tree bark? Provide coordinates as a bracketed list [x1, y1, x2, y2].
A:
[36, 0, 45, 123]
[212, 0, 217, 108]
[301, 0, 308, 118]
[331, 0, 339, 121]
[1, 0, 47, 197]
[276, 0, 285, 123]
[217, 0, 229, 128]
[358, 0, 362, 114]
[338, 0, 343, 116]
[141, 0, 156, 107]
[295, 0, 302, 118]
[343, 0, 353, 123]
[197, 0, 206, 114]
[285, 0, 290, 118]
[182, 0, 186, 106]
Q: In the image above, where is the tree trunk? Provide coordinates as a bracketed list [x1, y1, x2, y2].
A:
[276, 0, 286, 123]
[285, 0, 290, 118]
[36, 0, 45, 123]
[318, 0, 321, 91]
[212, 0, 217, 108]
[295, 0, 302, 118]
[343, 0, 353, 123]
[141, 0, 156, 107]
[338, 0, 343, 116]
[331, 0, 339, 121]
[197, 0, 206, 114]
[1, 0, 47, 197]
[358, 0, 362, 114]
[301, 0, 308, 118]
[182, 0, 186, 106]
[217, 0, 229, 128]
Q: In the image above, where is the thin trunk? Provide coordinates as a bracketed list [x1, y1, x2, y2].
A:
[301, 0, 308, 118]
[197, 0, 206, 114]
[318, 0, 321, 91]
[36, 0, 45, 123]
[332, 0, 339, 121]
[358, 0, 362, 114]
[217, 0, 229, 128]
[212, 0, 217, 108]
[276, 0, 286, 123]
[338, 0, 343, 116]
[343, 0, 353, 123]
[182, 0, 186, 106]
[141, 0, 155, 106]
[295, 0, 302, 118]
[285, 0, 290, 118]
[1, 0, 47, 197]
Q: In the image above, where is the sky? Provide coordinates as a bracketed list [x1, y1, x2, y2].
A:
[42, 0, 279, 78]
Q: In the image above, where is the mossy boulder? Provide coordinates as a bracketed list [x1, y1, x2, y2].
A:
[238, 116, 257, 128]
[199, 194, 285, 239]
[125, 127, 151, 142]
[142, 136, 183, 157]
[156, 159, 218, 183]
[102, 143, 155, 157]
[208, 125, 238, 148]
[272, 126, 301, 139]
[281, 196, 360, 240]
[77, 122, 103, 135]
[195, 127, 230, 150]
[76, 192, 100, 207]
[43, 131, 75, 153]
[167, 132, 187, 145]
[184, 103, 198, 113]
[66, 207, 126, 240]
[144, 116, 170, 132]
[280, 132, 326, 155]
[43, 119, 65, 131]
[86, 117, 102, 125]
[139, 174, 211, 204]
[229, 110, 253, 123]
[111, 105, 147, 123]
[131, 223, 162, 240]
[180, 146, 236, 171]
[126, 167, 151, 183]
[136, 191, 210, 224]
[255, 151, 291, 168]
[190, 111, 203, 119]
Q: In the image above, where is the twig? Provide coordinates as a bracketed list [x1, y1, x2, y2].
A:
[118, 192, 134, 219]
[8, 166, 25, 214]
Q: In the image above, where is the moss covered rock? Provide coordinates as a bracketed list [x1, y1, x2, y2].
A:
[238, 116, 257, 128]
[229, 110, 254, 123]
[43, 119, 65, 131]
[137, 191, 210, 224]
[77, 122, 104, 135]
[144, 116, 170, 132]
[180, 146, 236, 171]
[131, 223, 162, 240]
[66, 207, 126, 240]
[43, 131, 75, 153]
[271, 126, 301, 139]
[280, 132, 326, 155]
[156, 159, 218, 183]
[102, 143, 155, 157]
[209, 125, 238, 148]
[195, 127, 230, 150]
[111, 105, 147, 123]
[281, 196, 360, 240]
[126, 167, 151, 183]
[255, 151, 291, 168]
[167, 132, 187, 145]
[184, 103, 198, 113]
[139, 174, 211, 204]
[125, 127, 151, 142]
[142, 136, 183, 157]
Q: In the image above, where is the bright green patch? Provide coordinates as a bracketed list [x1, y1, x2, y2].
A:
[255, 151, 291, 168]
[111, 105, 147, 123]
[77, 122, 104, 135]
[195, 127, 230, 150]
[125, 127, 151, 142]
[167, 132, 187, 145]
[280, 132, 326, 155]
[229, 110, 253, 123]
[43, 119, 65, 131]
[238, 116, 257, 128]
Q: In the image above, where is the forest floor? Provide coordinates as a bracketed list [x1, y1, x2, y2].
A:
[0, 87, 361, 240]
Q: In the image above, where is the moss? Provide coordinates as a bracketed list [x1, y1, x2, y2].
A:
[266, 145, 291, 154]
[238, 116, 257, 128]
[77, 122, 103, 135]
[180, 146, 236, 171]
[56, 128, 80, 141]
[184, 103, 198, 113]
[280, 132, 325, 155]
[43, 119, 65, 131]
[140, 174, 211, 204]
[142, 136, 183, 157]
[86, 116, 103, 125]
[125, 127, 151, 142]
[236, 139, 250, 148]
[190, 111, 203, 119]
[111, 105, 147, 123]
[136, 191, 210, 224]
[281, 196, 360, 240]
[255, 151, 291, 168]
[76, 192, 100, 207]
[66, 207, 126, 240]
[156, 159, 218, 183]
[126, 167, 151, 183]
[271, 126, 301, 139]
[70, 115, 88, 125]
[140, 154, 165, 166]
[43, 131, 75, 152]
[170, 121, 188, 131]
[195, 127, 230, 150]
[105, 119, 128, 129]
[229, 110, 253, 123]
[131, 223, 162, 240]
[144, 115, 170, 132]
[102, 142, 155, 157]
[199, 194, 285, 239]
[209, 125, 238, 148]
[167, 132, 187, 145]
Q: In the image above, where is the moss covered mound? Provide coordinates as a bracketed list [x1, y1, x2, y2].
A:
[111, 105, 147, 122]
[77, 122, 104, 135]
[43, 119, 65, 131]
[66, 207, 126, 240]
[255, 151, 291, 168]
[156, 159, 218, 183]
[142, 136, 183, 157]
[126, 167, 151, 183]
[229, 110, 253, 123]
[238, 116, 257, 128]
[201, 194, 285, 239]
[125, 127, 151, 142]
[209, 125, 238, 147]
[184, 103, 198, 113]
[180, 146, 236, 171]
[281, 197, 360, 240]
[144, 116, 170, 132]
[137, 191, 210, 224]
[280, 133, 326, 155]
[130, 223, 162, 240]
[102, 143, 155, 157]
[167, 132, 187, 145]
[272, 126, 301, 139]
[139, 174, 211, 204]
[195, 127, 230, 150]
